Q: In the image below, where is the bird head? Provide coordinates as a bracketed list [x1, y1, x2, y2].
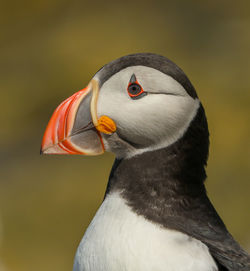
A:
[41, 53, 202, 159]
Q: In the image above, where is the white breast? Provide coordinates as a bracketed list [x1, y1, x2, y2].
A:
[73, 192, 218, 271]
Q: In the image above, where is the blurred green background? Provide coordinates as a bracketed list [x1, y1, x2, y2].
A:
[0, 0, 249, 270]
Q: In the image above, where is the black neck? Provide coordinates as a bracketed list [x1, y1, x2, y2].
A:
[105, 105, 213, 229]
[104, 104, 250, 271]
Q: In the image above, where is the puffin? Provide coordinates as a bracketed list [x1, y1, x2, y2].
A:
[41, 53, 250, 271]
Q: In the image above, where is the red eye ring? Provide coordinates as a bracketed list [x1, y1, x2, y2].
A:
[127, 81, 145, 99]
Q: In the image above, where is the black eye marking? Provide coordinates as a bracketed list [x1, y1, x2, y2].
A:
[130, 73, 137, 84]
[127, 74, 147, 100]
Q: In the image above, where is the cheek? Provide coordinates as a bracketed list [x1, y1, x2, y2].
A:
[115, 96, 191, 145]
[97, 91, 199, 147]
[97, 91, 155, 145]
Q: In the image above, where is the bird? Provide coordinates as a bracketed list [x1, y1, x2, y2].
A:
[41, 53, 250, 271]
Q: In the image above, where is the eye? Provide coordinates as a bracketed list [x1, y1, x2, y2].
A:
[128, 83, 142, 95]
[127, 74, 147, 100]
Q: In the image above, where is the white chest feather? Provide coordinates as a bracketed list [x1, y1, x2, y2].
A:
[73, 193, 217, 271]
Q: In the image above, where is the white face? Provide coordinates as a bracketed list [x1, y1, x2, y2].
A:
[95, 66, 200, 158]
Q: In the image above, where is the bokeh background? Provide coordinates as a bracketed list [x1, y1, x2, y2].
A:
[0, 0, 249, 270]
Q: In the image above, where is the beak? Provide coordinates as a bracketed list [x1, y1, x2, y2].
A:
[41, 79, 106, 155]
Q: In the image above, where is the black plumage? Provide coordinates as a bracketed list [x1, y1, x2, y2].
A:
[105, 104, 250, 271]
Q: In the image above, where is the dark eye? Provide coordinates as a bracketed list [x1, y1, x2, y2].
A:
[128, 83, 141, 95]
[127, 83, 147, 99]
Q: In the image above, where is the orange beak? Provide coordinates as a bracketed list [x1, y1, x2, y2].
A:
[41, 79, 105, 155]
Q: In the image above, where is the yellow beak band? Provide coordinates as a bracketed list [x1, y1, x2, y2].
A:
[96, 115, 117, 134]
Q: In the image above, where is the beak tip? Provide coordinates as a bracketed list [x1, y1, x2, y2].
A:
[40, 146, 44, 155]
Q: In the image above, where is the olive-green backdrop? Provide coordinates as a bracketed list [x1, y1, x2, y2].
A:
[0, 0, 249, 270]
